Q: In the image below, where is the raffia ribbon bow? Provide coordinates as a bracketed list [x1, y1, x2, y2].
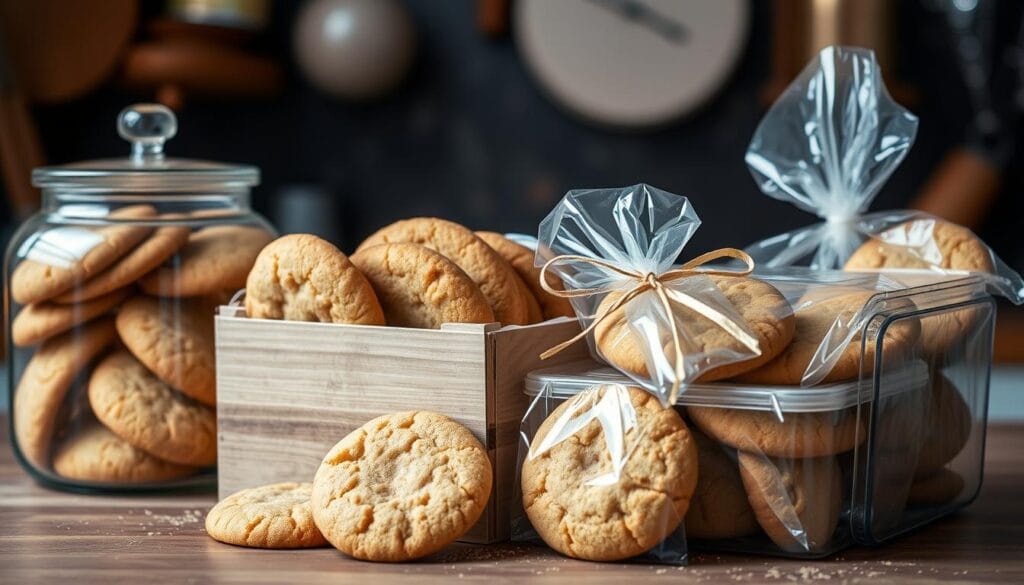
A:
[538, 248, 761, 404]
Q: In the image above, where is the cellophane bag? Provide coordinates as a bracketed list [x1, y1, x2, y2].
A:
[535, 183, 767, 401]
[743, 45, 1023, 303]
[511, 380, 690, 564]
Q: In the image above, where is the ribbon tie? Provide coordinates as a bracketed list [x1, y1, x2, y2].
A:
[539, 248, 761, 404]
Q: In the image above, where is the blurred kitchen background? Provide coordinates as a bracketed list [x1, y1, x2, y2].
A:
[1, 0, 1022, 416]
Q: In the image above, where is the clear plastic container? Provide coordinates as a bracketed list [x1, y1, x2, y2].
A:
[4, 104, 275, 491]
[514, 272, 993, 558]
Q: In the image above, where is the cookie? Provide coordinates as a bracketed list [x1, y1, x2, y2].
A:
[686, 406, 864, 458]
[915, 373, 972, 479]
[11, 287, 130, 347]
[244, 234, 385, 325]
[734, 291, 920, 385]
[115, 295, 217, 406]
[907, 469, 965, 506]
[685, 430, 758, 540]
[88, 350, 217, 466]
[595, 276, 795, 383]
[311, 411, 492, 561]
[844, 219, 994, 273]
[53, 423, 197, 483]
[475, 231, 574, 321]
[13, 319, 117, 470]
[350, 243, 495, 328]
[52, 222, 191, 303]
[11, 205, 157, 304]
[738, 453, 842, 554]
[139, 225, 273, 297]
[358, 218, 530, 325]
[522, 386, 698, 561]
[206, 482, 327, 549]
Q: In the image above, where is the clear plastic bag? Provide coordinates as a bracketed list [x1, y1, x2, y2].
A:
[512, 380, 691, 564]
[744, 45, 1024, 304]
[536, 184, 767, 403]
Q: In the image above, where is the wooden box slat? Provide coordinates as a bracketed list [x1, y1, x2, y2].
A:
[215, 308, 584, 543]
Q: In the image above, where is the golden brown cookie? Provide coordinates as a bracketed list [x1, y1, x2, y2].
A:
[350, 243, 495, 328]
[311, 411, 492, 561]
[139, 225, 273, 297]
[11, 287, 130, 347]
[844, 219, 994, 273]
[10, 205, 157, 304]
[475, 231, 574, 321]
[13, 319, 117, 470]
[915, 373, 973, 480]
[52, 222, 191, 303]
[88, 350, 217, 466]
[595, 276, 795, 383]
[358, 218, 530, 325]
[115, 295, 217, 406]
[685, 430, 758, 540]
[244, 234, 385, 325]
[907, 469, 965, 506]
[53, 423, 197, 483]
[734, 291, 920, 385]
[206, 482, 328, 549]
[522, 386, 698, 561]
[738, 453, 842, 554]
[687, 406, 865, 458]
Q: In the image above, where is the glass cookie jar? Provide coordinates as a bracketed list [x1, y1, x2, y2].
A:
[4, 104, 275, 491]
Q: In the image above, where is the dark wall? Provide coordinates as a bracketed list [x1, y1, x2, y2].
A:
[13, 0, 1024, 271]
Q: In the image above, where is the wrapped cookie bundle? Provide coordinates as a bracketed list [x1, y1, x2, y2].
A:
[513, 184, 799, 563]
[5, 105, 274, 489]
[744, 45, 1024, 303]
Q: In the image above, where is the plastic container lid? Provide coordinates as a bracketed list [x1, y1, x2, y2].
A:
[32, 104, 259, 192]
[525, 359, 929, 414]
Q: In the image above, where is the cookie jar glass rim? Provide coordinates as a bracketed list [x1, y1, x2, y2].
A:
[31, 103, 260, 194]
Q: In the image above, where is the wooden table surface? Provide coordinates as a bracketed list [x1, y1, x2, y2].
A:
[2, 421, 1023, 585]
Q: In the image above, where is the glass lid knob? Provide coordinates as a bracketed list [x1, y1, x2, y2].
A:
[117, 103, 178, 163]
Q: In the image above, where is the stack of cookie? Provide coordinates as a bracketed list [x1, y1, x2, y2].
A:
[243, 219, 572, 329]
[10, 210, 273, 485]
[518, 265, 962, 558]
[205, 410, 493, 562]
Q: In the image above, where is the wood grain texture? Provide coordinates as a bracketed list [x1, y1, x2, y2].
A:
[214, 312, 585, 543]
[2, 417, 1022, 583]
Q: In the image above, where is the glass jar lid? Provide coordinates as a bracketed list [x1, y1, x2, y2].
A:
[32, 103, 259, 191]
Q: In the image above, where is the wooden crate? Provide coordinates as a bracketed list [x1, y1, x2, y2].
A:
[214, 306, 586, 544]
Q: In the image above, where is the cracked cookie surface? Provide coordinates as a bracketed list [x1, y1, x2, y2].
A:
[116, 295, 218, 406]
[140, 225, 273, 297]
[310, 411, 492, 561]
[245, 234, 384, 325]
[88, 350, 217, 466]
[521, 386, 697, 561]
[595, 276, 795, 383]
[350, 243, 494, 328]
[206, 482, 327, 549]
[357, 218, 530, 325]
[53, 423, 196, 483]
